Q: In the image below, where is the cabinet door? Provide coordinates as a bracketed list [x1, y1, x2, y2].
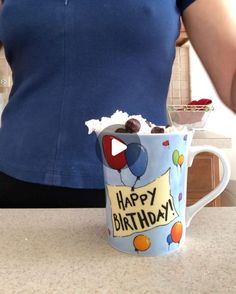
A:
[187, 152, 221, 207]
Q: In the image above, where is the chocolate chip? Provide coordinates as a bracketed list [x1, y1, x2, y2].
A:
[145, 120, 152, 127]
[125, 118, 141, 133]
[151, 126, 164, 133]
[165, 124, 171, 128]
[115, 128, 127, 133]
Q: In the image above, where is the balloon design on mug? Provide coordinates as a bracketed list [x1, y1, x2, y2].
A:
[102, 135, 127, 171]
[125, 143, 148, 190]
[162, 140, 170, 147]
[102, 136, 148, 188]
[166, 221, 183, 249]
[172, 150, 179, 166]
[133, 234, 151, 252]
[178, 155, 184, 167]
[102, 135, 127, 185]
[178, 192, 183, 209]
[172, 150, 185, 168]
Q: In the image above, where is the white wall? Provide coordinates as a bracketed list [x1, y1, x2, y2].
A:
[189, 43, 236, 181]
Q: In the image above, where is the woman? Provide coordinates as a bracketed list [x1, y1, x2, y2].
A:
[0, 0, 235, 208]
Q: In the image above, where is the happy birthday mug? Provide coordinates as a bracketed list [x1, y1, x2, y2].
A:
[97, 129, 230, 256]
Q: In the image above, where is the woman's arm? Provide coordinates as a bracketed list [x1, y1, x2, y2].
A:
[182, 0, 236, 112]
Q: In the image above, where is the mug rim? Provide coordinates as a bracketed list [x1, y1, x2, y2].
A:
[96, 131, 194, 137]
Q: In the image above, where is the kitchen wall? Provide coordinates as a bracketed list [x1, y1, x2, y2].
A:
[189, 43, 236, 180]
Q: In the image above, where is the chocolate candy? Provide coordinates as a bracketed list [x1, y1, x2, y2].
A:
[125, 118, 141, 133]
[115, 127, 127, 133]
[151, 126, 164, 133]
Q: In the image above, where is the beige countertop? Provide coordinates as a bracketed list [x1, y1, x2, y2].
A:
[0, 207, 235, 294]
[192, 130, 232, 148]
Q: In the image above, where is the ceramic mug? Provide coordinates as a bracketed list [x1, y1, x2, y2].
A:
[97, 130, 230, 256]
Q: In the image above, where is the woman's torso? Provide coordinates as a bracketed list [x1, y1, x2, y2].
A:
[0, 0, 180, 188]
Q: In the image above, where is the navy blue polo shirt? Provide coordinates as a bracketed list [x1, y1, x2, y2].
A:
[0, 0, 195, 189]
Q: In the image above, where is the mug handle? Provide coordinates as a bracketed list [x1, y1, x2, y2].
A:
[186, 145, 231, 227]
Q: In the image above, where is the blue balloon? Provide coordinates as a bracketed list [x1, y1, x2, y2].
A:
[167, 234, 173, 246]
[125, 143, 148, 178]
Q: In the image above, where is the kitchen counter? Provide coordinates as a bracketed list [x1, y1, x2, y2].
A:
[192, 130, 232, 148]
[0, 208, 235, 293]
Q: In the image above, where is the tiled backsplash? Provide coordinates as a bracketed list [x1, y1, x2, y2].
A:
[0, 48, 12, 105]
[0, 46, 190, 105]
[167, 46, 191, 105]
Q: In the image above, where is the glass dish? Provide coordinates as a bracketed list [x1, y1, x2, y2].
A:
[167, 104, 214, 129]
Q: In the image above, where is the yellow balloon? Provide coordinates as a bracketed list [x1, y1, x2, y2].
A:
[133, 235, 151, 252]
[178, 154, 184, 167]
